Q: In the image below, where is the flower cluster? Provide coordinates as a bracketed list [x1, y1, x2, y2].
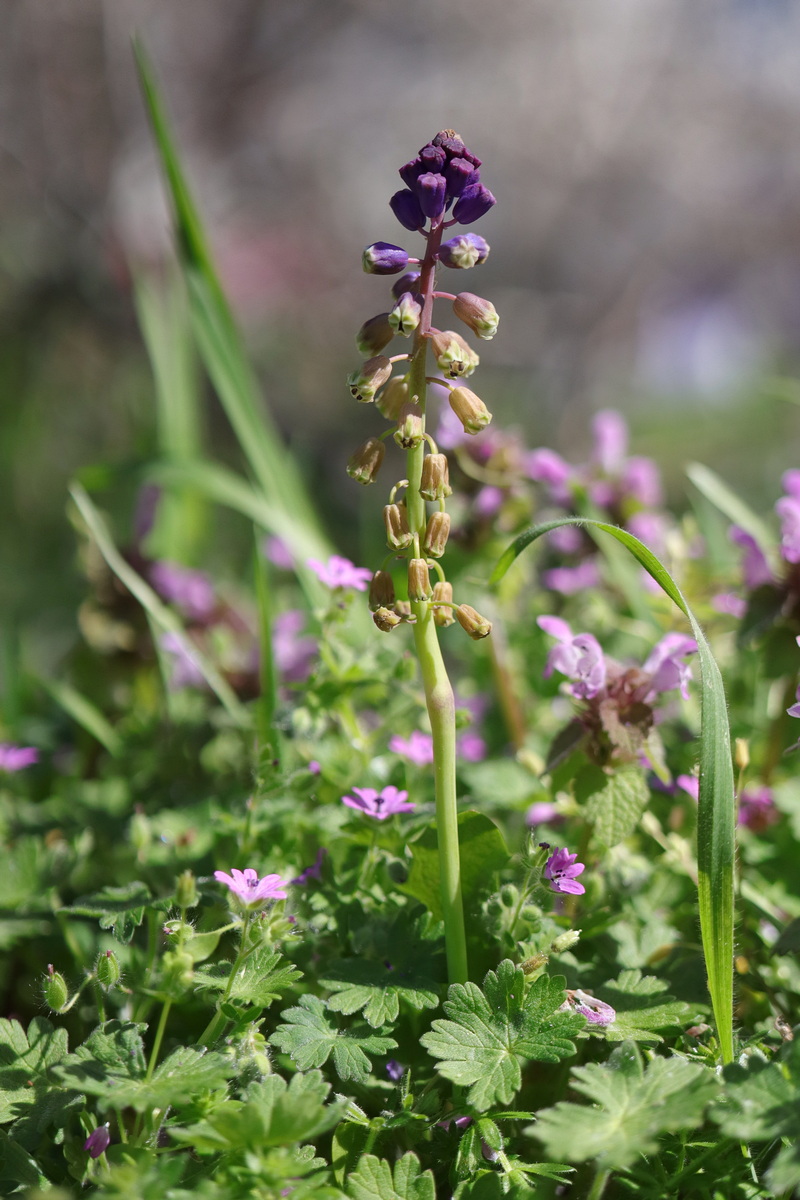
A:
[718, 471, 800, 620]
[538, 616, 697, 766]
[346, 131, 496, 644]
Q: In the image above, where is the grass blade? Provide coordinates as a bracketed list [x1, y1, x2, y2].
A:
[686, 461, 776, 560]
[491, 517, 735, 1064]
[40, 678, 122, 758]
[69, 482, 250, 729]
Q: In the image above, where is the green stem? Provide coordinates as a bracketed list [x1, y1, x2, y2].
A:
[198, 913, 252, 1047]
[145, 997, 172, 1083]
[584, 1167, 610, 1200]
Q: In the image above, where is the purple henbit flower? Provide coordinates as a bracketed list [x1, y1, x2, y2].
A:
[730, 526, 772, 590]
[777, 493, 800, 565]
[538, 616, 607, 699]
[0, 744, 38, 772]
[544, 847, 586, 896]
[389, 730, 434, 766]
[83, 1124, 111, 1159]
[526, 801, 563, 827]
[341, 785, 415, 820]
[291, 848, 327, 886]
[542, 560, 601, 597]
[214, 867, 290, 907]
[307, 555, 372, 592]
[591, 409, 628, 475]
[149, 561, 216, 622]
[642, 632, 698, 701]
[677, 773, 700, 802]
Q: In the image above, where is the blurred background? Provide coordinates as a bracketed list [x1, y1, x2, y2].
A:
[4, 0, 800, 664]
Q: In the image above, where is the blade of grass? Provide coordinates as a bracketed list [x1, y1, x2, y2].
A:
[40, 678, 122, 758]
[69, 482, 249, 729]
[686, 462, 776, 560]
[253, 529, 280, 765]
[491, 517, 735, 1064]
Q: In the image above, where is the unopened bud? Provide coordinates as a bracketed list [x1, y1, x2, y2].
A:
[452, 182, 497, 225]
[390, 188, 426, 232]
[373, 606, 402, 633]
[347, 437, 386, 485]
[453, 292, 499, 340]
[449, 386, 492, 435]
[391, 270, 421, 300]
[43, 965, 69, 1013]
[162, 948, 194, 990]
[362, 241, 410, 275]
[455, 603, 492, 640]
[432, 581, 455, 626]
[383, 503, 413, 550]
[369, 570, 396, 611]
[423, 511, 451, 558]
[96, 949, 121, 988]
[438, 232, 490, 269]
[175, 868, 199, 910]
[419, 453, 452, 501]
[520, 954, 548, 975]
[430, 330, 479, 380]
[348, 355, 392, 403]
[735, 738, 750, 772]
[408, 559, 432, 602]
[550, 929, 581, 953]
[376, 376, 409, 421]
[394, 402, 424, 449]
[356, 313, 395, 356]
[389, 292, 422, 337]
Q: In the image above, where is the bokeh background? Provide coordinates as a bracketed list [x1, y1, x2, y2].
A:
[4, 0, 800, 665]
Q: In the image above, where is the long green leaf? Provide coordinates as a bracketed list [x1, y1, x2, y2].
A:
[491, 518, 735, 1064]
[69, 482, 249, 729]
[686, 462, 776, 560]
[40, 679, 122, 757]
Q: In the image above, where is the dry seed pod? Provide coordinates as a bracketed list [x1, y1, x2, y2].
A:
[423, 511, 451, 558]
[455, 603, 492, 640]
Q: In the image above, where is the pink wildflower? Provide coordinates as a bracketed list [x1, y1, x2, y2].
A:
[389, 731, 434, 766]
[214, 867, 290, 907]
[544, 847, 586, 895]
[0, 744, 38, 771]
[307, 555, 372, 591]
[342, 786, 415, 820]
[83, 1125, 111, 1158]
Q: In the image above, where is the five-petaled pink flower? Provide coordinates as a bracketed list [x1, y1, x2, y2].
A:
[214, 867, 290, 907]
[307, 555, 372, 591]
[544, 847, 586, 895]
[342, 786, 415, 820]
[389, 731, 434, 765]
[0, 744, 38, 772]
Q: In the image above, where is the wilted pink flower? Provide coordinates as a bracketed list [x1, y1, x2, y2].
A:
[342, 786, 415, 820]
[214, 867, 290, 906]
[307, 555, 372, 591]
[561, 989, 616, 1026]
[149, 561, 216, 621]
[538, 616, 606, 699]
[0, 744, 38, 771]
[83, 1124, 111, 1158]
[389, 731, 434, 766]
[544, 847, 586, 895]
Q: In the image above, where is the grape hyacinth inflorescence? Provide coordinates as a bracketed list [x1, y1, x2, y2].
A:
[345, 132, 498, 984]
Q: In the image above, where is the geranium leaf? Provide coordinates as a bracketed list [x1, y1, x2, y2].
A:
[270, 995, 396, 1085]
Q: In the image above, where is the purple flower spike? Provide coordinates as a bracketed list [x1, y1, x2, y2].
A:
[438, 233, 490, 269]
[415, 172, 447, 220]
[445, 157, 478, 198]
[544, 847, 586, 895]
[389, 731, 434, 766]
[307, 555, 372, 591]
[362, 241, 410, 275]
[342, 785, 415, 820]
[537, 616, 607, 699]
[0, 744, 38, 771]
[641, 633, 697, 700]
[452, 183, 496, 225]
[83, 1125, 111, 1159]
[390, 189, 426, 231]
[214, 867, 290, 907]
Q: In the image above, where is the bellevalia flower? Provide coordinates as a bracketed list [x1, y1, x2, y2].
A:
[307, 555, 372, 591]
[341, 786, 415, 820]
[214, 867, 290, 907]
[544, 847, 586, 895]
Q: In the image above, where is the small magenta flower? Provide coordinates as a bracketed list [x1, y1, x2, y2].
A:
[538, 616, 606, 699]
[544, 847, 586, 895]
[214, 867, 290, 907]
[730, 526, 772, 590]
[342, 786, 415, 820]
[83, 1124, 111, 1158]
[642, 632, 698, 701]
[149, 561, 215, 621]
[389, 731, 434, 766]
[0, 744, 38, 771]
[526, 800, 562, 827]
[457, 730, 487, 763]
[386, 1059, 406, 1082]
[738, 786, 778, 832]
[307, 555, 372, 591]
[541, 561, 601, 596]
[291, 848, 327, 886]
[273, 610, 317, 682]
[561, 989, 616, 1026]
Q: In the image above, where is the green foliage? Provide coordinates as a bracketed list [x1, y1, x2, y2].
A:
[531, 1041, 718, 1169]
[320, 959, 438, 1029]
[420, 961, 583, 1110]
[270, 995, 397, 1084]
[575, 764, 650, 850]
[345, 1152, 435, 1200]
[591, 970, 692, 1044]
[403, 811, 509, 921]
[193, 946, 302, 1009]
[65, 882, 153, 944]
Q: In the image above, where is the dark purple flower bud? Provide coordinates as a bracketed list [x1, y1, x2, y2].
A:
[391, 270, 421, 299]
[415, 172, 447, 220]
[419, 143, 447, 172]
[390, 189, 426, 231]
[362, 242, 410, 275]
[445, 157, 478, 199]
[438, 233, 490, 269]
[84, 1125, 111, 1159]
[398, 157, 424, 188]
[432, 130, 481, 168]
[453, 183, 496, 225]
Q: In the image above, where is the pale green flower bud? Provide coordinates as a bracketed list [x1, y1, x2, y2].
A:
[376, 376, 409, 420]
[393, 402, 424, 449]
[356, 313, 395, 356]
[423, 511, 451, 558]
[453, 292, 499, 340]
[43, 965, 69, 1013]
[449, 386, 492, 435]
[175, 869, 200, 910]
[388, 292, 422, 337]
[383, 503, 413, 550]
[408, 558, 433, 602]
[432, 581, 455, 626]
[96, 949, 121, 988]
[455, 603, 492, 640]
[347, 437, 386, 485]
[348, 355, 392, 403]
[419, 453, 452, 501]
[430, 330, 479, 380]
[550, 929, 581, 953]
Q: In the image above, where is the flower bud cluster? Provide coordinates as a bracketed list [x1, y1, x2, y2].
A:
[345, 133, 498, 643]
